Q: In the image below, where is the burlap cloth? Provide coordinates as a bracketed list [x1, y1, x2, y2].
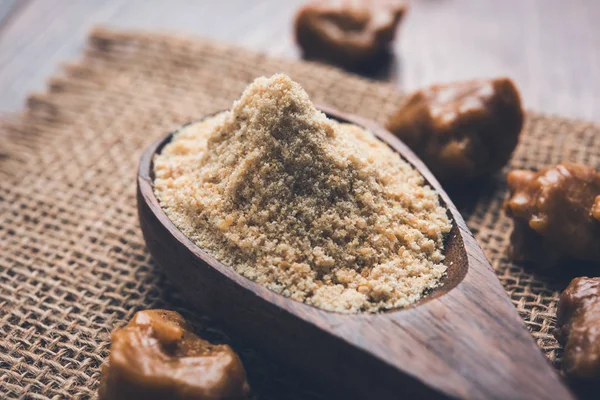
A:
[1, 28, 599, 399]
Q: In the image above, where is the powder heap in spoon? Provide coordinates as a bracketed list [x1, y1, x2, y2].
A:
[154, 74, 451, 313]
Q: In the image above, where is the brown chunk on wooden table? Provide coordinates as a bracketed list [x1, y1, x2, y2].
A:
[99, 310, 250, 400]
[386, 78, 524, 183]
[294, 0, 406, 68]
[555, 277, 600, 380]
[504, 163, 600, 269]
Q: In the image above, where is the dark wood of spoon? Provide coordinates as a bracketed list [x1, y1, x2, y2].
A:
[137, 105, 573, 400]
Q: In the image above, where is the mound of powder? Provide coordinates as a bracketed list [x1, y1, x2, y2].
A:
[154, 74, 451, 313]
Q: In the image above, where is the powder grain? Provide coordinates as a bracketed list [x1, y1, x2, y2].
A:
[154, 74, 451, 313]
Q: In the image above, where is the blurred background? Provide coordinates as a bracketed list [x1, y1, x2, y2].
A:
[0, 0, 598, 120]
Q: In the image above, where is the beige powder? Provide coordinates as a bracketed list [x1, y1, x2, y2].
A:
[154, 74, 451, 313]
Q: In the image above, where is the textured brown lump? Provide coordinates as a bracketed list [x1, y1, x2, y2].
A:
[295, 0, 406, 67]
[555, 277, 600, 380]
[154, 74, 451, 313]
[386, 77, 524, 183]
[99, 310, 250, 400]
[504, 162, 600, 268]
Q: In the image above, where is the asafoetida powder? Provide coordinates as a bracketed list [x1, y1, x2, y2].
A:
[154, 74, 451, 313]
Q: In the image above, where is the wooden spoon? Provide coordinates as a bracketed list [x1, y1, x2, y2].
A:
[137, 105, 573, 400]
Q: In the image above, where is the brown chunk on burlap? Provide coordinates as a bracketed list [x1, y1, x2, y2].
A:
[1, 28, 599, 399]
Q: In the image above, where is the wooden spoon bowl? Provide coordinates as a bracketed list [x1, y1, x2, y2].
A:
[137, 105, 573, 399]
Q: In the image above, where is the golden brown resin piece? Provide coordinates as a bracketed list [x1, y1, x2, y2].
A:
[504, 163, 600, 268]
[295, 0, 406, 68]
[555, 277, 600, 380]
[386, 78, 524, 183]
[99, 310, 249, 400]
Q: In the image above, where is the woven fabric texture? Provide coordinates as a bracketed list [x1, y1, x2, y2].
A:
[1, 28, 599, 399]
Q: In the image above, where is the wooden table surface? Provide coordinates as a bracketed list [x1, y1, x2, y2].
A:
[0, 0, 598, 120]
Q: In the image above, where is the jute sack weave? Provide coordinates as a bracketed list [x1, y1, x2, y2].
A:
[1, 28, 599, 399]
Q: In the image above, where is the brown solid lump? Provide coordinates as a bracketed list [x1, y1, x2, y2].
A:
[386, 78, 524, 183]
[504, 163, 600, 268]
[555, 277, 600, 380]
[294, 0, 406, 68]
[99, 310, 250, 400]
[154, 74, 451, 313]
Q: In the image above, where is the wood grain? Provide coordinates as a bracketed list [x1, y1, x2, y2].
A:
[0, 0, 598, 120]
[137, 107, 574, 400]
[0, 0, 23, 33]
